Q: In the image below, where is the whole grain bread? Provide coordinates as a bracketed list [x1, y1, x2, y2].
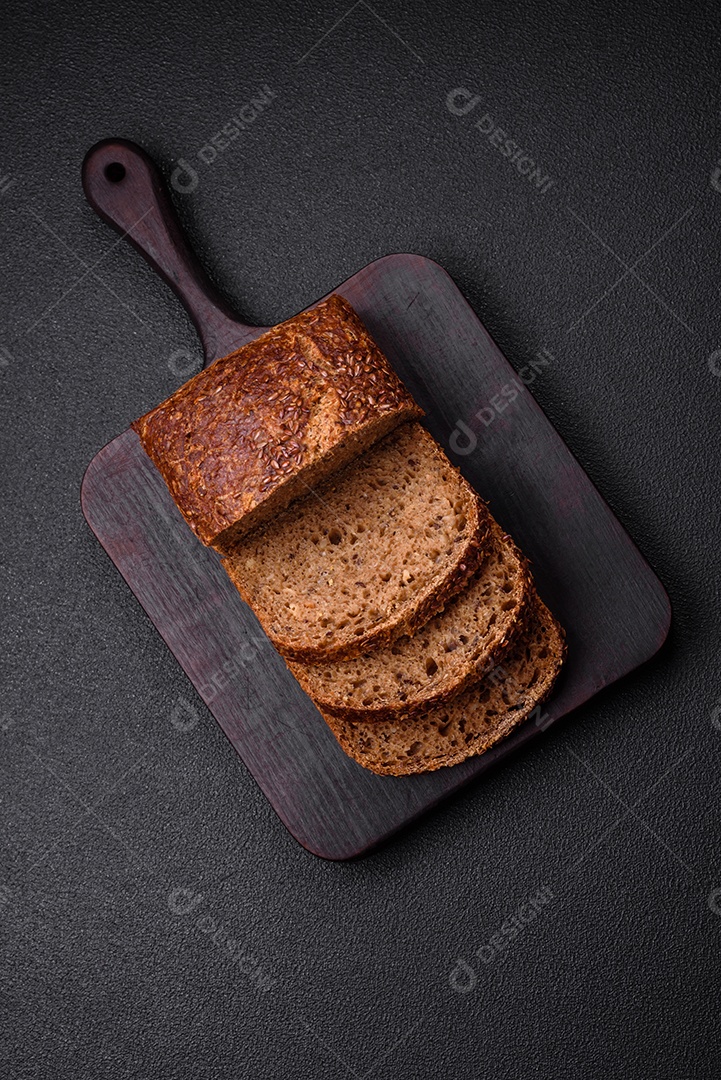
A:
[320, 592, 565, 775]
[133, 294, 422, 553]
[288, 517, 532, 721]
[223, 422, 491, 662]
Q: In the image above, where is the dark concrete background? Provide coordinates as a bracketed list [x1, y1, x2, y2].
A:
[1, 1, 720, 1076]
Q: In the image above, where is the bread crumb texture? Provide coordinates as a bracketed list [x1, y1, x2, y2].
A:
[223, 422, 490, 661]
[322, 592, 565, 775]
[289, 518, 533, 720]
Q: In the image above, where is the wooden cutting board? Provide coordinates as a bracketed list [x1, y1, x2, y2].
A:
[80, 140, 671, 860]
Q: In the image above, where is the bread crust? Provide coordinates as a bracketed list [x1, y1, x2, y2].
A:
[288, 525, 535, 721]
[320, 593, 566, 775]
[132, 294, 422, 552]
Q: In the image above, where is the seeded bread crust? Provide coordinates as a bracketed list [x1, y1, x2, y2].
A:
[132, 294, 422, 553]
[288, 518, 534, 721]
[223, 423, 492, 662]
[320, 592, 566, 775]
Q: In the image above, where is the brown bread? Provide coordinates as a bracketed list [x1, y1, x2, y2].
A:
[288, 517, 532, 721]
[320, 592, 565, 775]
[223, 422, 491, 662]
[133, 294, 422, 553]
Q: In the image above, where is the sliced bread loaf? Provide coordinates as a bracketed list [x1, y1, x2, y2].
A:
[320, 592, 565, 775]
[222, 422, 491, 662]
[133, 294, 422, 553]
[288, 517, 532, 721]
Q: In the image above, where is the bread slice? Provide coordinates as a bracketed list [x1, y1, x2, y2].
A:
[320, 592, 565, 775]
[223, 422, 491, 662]
[288, 518, 532, 721]
[133, 295, 422, 553]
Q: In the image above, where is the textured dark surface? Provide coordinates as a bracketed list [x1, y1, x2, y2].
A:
[1, 0, 719, 1077]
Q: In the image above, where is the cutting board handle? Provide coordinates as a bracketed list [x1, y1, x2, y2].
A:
[82, 138, 261, 366]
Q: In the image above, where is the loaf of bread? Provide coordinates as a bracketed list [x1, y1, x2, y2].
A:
[133, 279, 565, 774]
[222, 422, 491, 662]
[288, 517, 532, 720]
[133, 295, 422, 553]
[321, 591, 565, 775]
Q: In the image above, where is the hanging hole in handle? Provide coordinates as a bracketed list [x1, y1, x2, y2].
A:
[104, 162, 126, 183]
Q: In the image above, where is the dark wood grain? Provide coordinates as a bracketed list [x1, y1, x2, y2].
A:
[80, 144, 671, 860]
[82, 139, 267, 362]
